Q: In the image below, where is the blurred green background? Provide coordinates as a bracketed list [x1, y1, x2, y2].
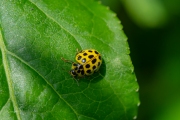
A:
[99, 0, 180, 120]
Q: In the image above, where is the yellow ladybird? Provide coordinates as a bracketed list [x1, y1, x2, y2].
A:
[62, 49, 102, 78]
[75, 49, 102, 76]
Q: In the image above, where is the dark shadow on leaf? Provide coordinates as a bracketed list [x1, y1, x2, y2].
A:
[82, 58, 106, 84]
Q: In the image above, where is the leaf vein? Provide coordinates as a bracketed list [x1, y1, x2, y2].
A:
[0, 29, 22, 120]
[6, 50, 79, 119]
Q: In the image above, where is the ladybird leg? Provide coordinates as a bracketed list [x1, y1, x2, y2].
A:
[61, 57, 74, 64]
[73, 77, 79, 86]
[76, 48, 82, 55]
[76, 48, 79, 53]
[61, 67, 71, 75]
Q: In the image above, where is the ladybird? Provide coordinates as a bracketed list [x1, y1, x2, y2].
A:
[75, 49, 102, 76]
[62, 49, 102, 79]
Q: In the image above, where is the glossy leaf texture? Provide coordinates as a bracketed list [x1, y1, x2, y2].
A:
[0, 0, 139, 119]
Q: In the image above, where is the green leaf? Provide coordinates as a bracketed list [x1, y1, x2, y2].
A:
[0, 0, 139, 119]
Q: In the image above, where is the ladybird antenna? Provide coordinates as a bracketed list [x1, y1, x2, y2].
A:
[76, 48, 79, 52]
[61, 57, 74, 64]
[60, 67, 71, 75]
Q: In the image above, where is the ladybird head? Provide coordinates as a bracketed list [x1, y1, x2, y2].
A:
[70, 69, 77, 77]
[69, 63, 77, 77]
[70, 63, 84, 78]
[70, 63, 84, 86]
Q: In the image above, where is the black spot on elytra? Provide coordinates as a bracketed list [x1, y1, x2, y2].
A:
[86, 64, 90, 68]
[77, 70, 80, 73]
[95, 51, 99, 54]
[88, 55, 94, 59]
[92, 59, 97, 64]
[81, 70, 84, 75]
[98, 62, 100, 66]
[79, 65, 83, 69]
[75, 67, 78, 70]
[82, 58, 86, 63]
[73, 63, 77, 66]
[93, 65, 96, 70]
[83, 53, 88, 56]
[78, 56, 82, 60]
[86, 70, 91, 73]
[88, 50, 92, 52]
[99, 56, 101, 60]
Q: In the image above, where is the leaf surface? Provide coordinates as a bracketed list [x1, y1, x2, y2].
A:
[0, 0, 139, 119]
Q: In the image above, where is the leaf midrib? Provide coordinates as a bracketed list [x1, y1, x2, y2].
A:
[0, 29, 22, 120]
